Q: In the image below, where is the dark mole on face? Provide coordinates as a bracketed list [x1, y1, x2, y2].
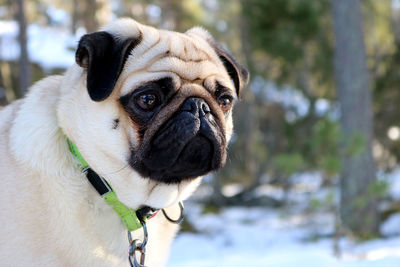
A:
[112, 118, 120, 129]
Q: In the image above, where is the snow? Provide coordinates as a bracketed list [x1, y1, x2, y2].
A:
[168, 205, 400, 267]
[291, 171, 324, 192]
[381, 213, 400, 236]
[28, 24, 79, 70]
[251, 76, 341, 122]
[251, 76, 311, 121]
[0, 21, 19, 61]
[221, 183, 243, 197]
[0, 20, 80, 71]
[254, 184, 286, 201]
[168, 170, 400, 267]
[385, 168, 400, 200]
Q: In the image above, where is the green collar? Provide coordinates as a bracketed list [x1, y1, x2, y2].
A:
[67, 139, 147, 232]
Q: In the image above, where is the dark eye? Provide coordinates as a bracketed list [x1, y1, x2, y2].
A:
[136, 92, 159, 111]
[217, 95, 233, 113]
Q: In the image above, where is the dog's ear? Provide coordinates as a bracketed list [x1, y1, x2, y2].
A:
[212, 42, 249, 99]
[75, 31, 140, 101]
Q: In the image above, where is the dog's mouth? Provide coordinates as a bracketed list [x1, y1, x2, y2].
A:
[129, 98, 227, 183]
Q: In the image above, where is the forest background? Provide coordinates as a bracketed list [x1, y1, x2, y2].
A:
[2, 0, 400, 264]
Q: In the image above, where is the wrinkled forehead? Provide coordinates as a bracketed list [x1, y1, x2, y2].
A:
[104, 19, 234, 96]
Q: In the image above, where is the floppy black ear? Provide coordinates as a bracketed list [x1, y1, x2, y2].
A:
[212, 42, 249, 99]
[75, 31, 141, 101]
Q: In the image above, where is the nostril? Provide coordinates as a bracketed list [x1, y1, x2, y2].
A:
[180, 97, 210, 117]
[201, 102, 210, 114]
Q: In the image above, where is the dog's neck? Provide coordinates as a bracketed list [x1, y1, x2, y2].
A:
[8, 76, 133, 259]
[67, 138, 159, 232]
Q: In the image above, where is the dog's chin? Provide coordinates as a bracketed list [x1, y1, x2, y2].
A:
[135, 177, 202, 209]
[121, 132, 225, 209]
[147, 135, 224, 183]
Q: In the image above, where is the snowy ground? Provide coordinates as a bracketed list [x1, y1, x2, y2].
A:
[167, 206, 400, 267]
[167, 171, 400, 267]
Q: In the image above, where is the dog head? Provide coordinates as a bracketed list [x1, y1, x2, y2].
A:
[58, 18, 248, 209]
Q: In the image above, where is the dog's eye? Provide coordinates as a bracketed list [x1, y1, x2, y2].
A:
[136, 93, 159, 111]
[217, 95, 233, 113]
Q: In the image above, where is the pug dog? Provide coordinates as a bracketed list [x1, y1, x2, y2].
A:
[0, 18, 248, 266]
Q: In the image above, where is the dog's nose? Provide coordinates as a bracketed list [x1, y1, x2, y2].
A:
[180, 98, 210, 118]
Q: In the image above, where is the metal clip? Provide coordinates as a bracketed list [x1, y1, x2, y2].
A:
[128, 221, 148, 267]
[162, 201, 185, 224]
[129, 239, 146, 267]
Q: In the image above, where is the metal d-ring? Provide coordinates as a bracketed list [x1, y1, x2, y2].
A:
[128, 221, 148, 267]
[162, 201, 185, 224]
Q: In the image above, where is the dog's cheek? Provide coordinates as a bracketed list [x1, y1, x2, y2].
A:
[72, 101, 132, 174]
[115, 100, 143, 151]
[120, 115, 143, 151]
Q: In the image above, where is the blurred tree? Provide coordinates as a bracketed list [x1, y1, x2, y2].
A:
[332, 0, 379, 238]
[15, 0, 31, 97]
[71, 0, 79, 33]
[81, 0, 98, 32]
[214, 0, 334, 205]
[369, 1, 400, 169]
[158, 0, 204, 31]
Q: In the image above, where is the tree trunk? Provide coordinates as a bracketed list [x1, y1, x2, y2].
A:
[160, 0, 183, 30]
[82, 0, 98, 33]
[0, 61, 16, 103]
[16, 0, 31, 97]
[332, 0, 379, 237]
[239, 0, 259, 188]
[71, 0, 79, 34]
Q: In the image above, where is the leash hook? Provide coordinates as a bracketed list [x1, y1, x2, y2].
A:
[127, 201, 184, 266]
[128, 221, 148, 267]
[162, 201, 185, 224]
